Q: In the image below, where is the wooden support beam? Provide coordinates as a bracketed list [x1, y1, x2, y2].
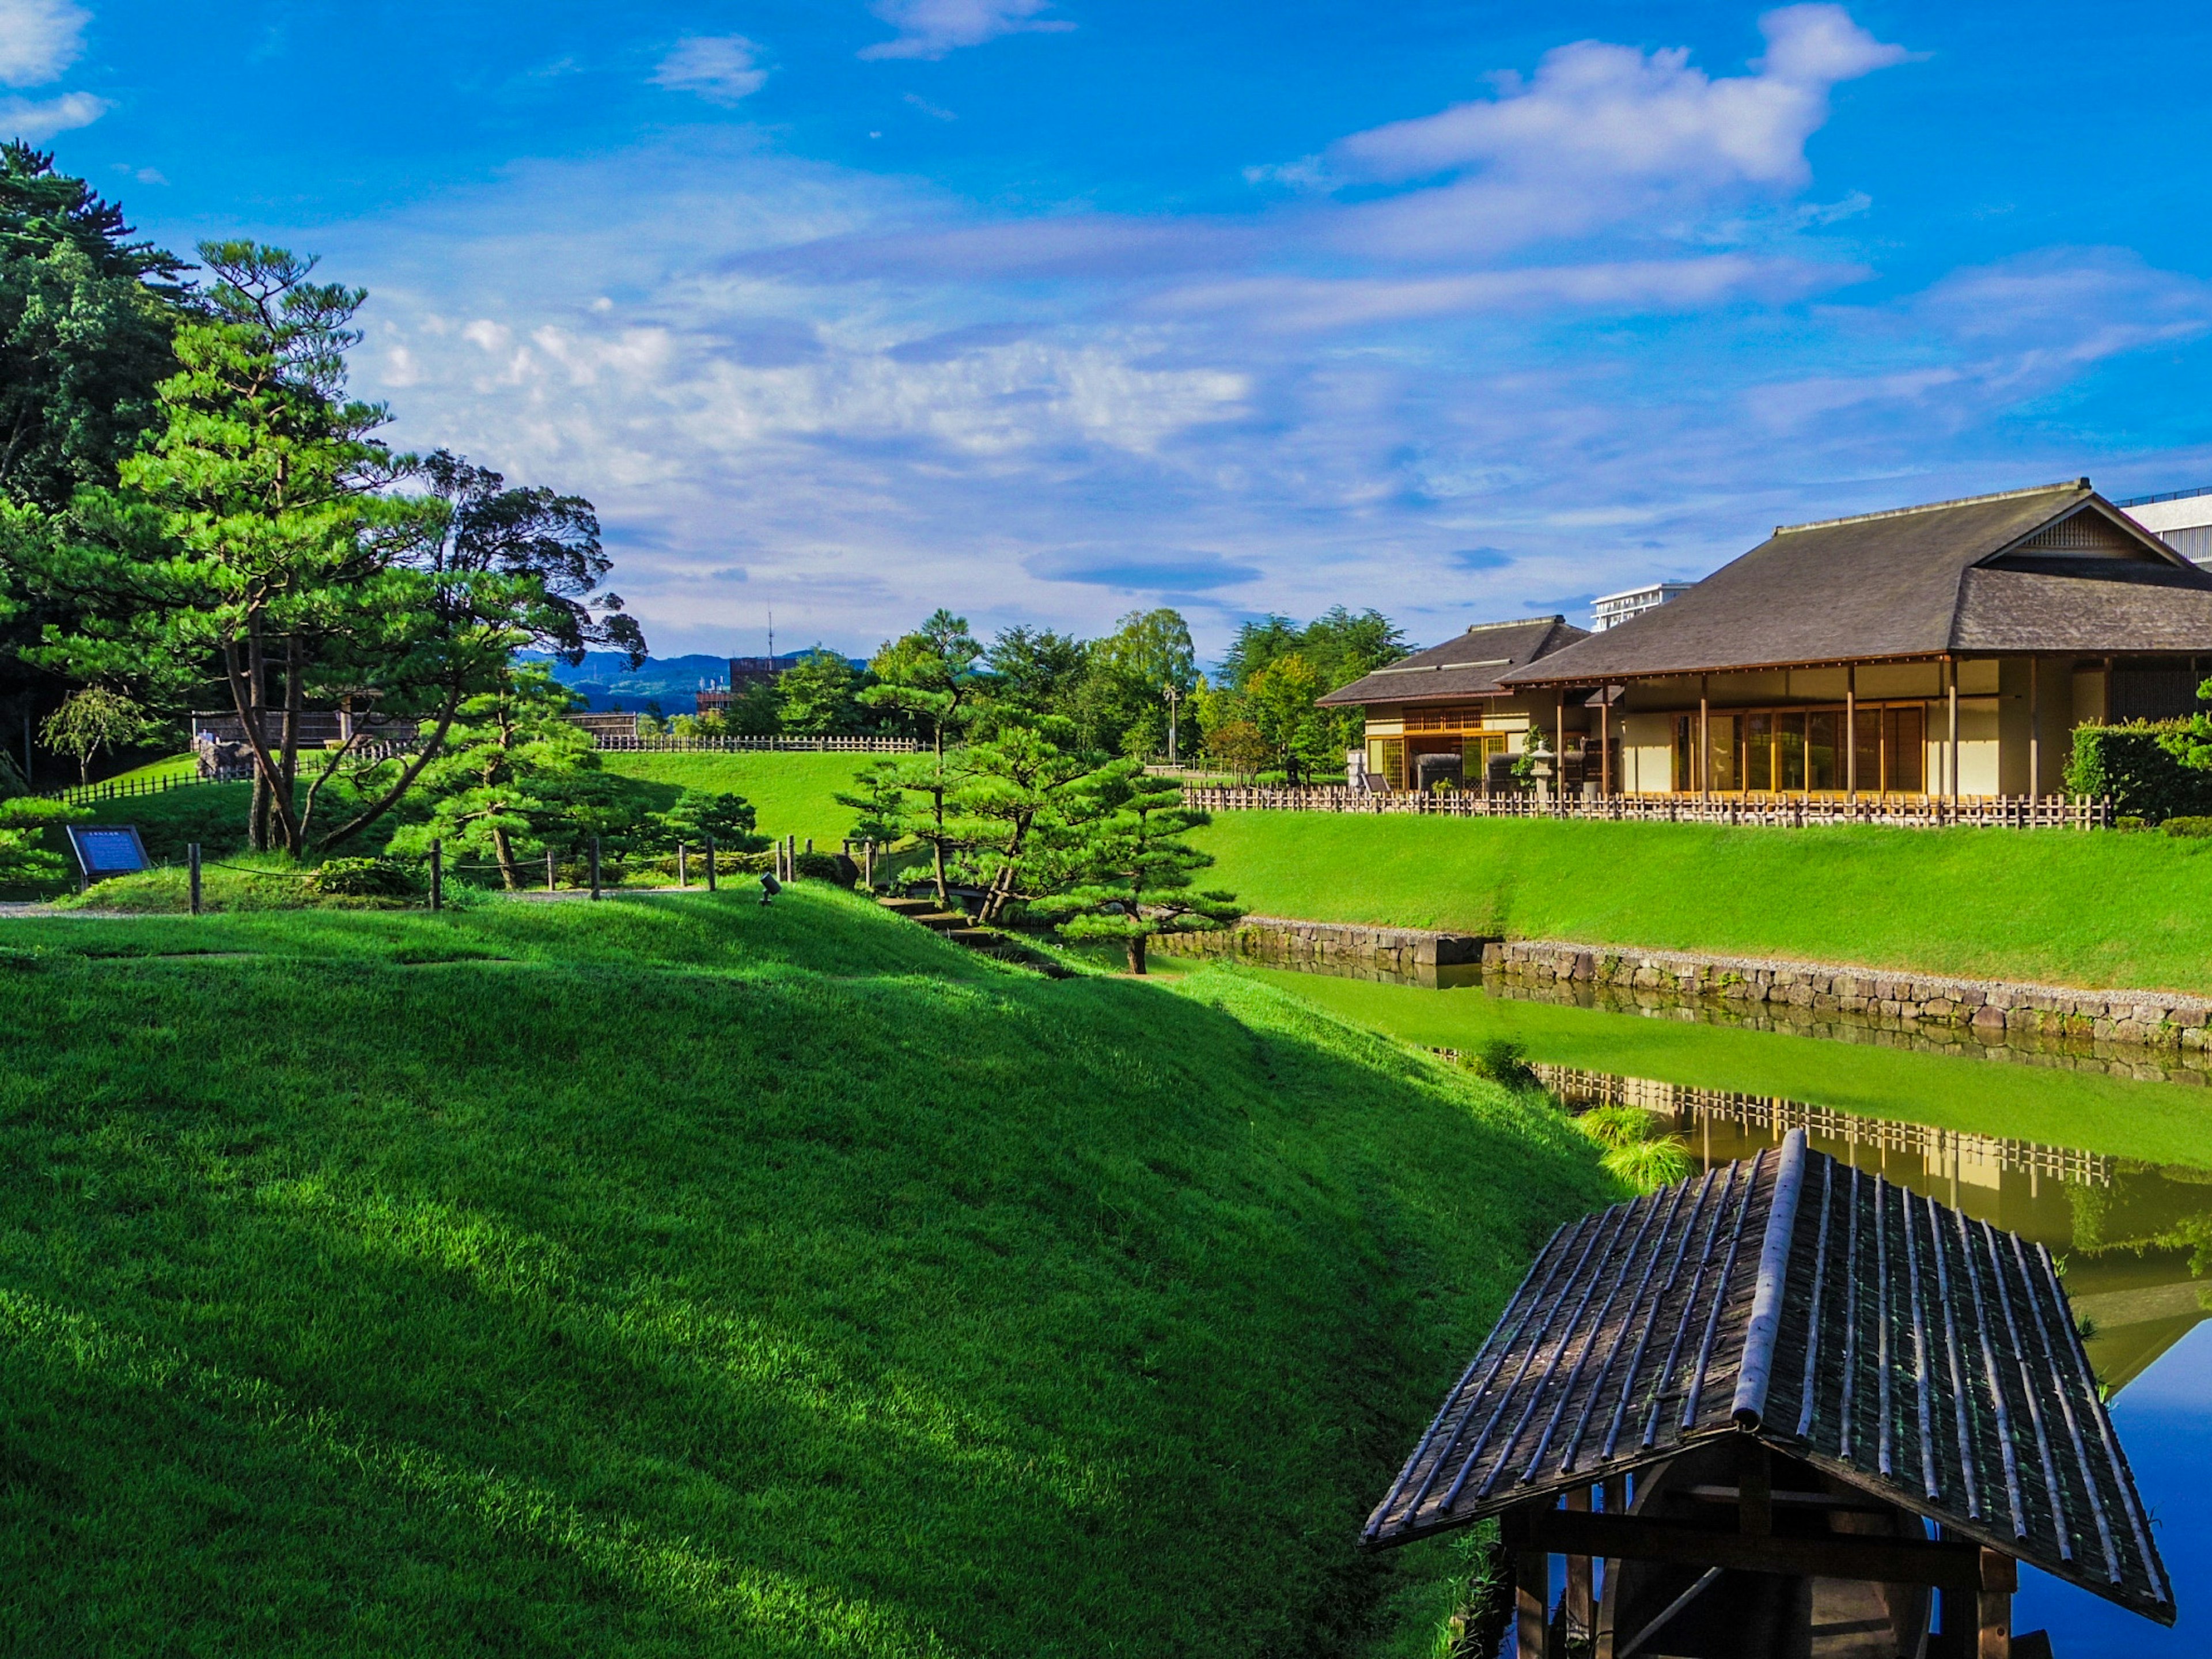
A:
[1978, 1548, 2014, 1659]
[1520, 1506, 1987, 1592]
[2028, 656, 2040, 804]
[1738, 1439, 1771, 1538]
[1566, 1486, 1593, 1643]
[1845, 664, 1857, 802]
[1515, 1550, 1550, 1658]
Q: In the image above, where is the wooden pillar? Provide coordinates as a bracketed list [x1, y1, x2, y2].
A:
[1699, 676, 1710, 805]
[1515, 1551, 1550, 1658]
[1565, 1487, 1593, 1643]
[1845, 664, 1857, 801]
[1600, 698, 1611, 797]
[1738, 1438, 1771, 1537]
[1557, 696, 1567, 803]
[1947, 656, 1960, 809]
[1978, 1547, 2015, 1658]
[2028, 656, 2040, 805]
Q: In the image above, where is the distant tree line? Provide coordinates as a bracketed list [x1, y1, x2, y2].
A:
[649, 603, 1408, 786]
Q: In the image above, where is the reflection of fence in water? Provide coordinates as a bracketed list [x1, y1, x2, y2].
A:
[1529, 1061, 2114, 1190]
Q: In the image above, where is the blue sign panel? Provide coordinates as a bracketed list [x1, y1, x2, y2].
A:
[65, 824, 151, 880]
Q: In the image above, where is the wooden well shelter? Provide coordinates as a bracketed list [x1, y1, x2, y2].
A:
[1359, 1130, 2173, 1657]
[1487, 480, 2212, 805]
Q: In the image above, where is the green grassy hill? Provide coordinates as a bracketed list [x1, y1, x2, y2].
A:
[0, 888, 1607, 1656]
[595, 751, 866, 847]
[1192, 812, 2212, 994]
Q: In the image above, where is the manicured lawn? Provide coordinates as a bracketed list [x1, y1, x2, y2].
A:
[1251, 969, 2212, 1170]
[1192, 812, 2212, 994]
[596, 752, 867, 846]
[0, 887, 1607, 1656]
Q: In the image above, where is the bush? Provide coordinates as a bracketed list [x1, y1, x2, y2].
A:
[2165, 816, 2212, 838]
[1469, 1036, 1536, 1089]
[791, 851, 858, 887]
[2063, 723, 2212, 823]
[311, 857, 419, 899]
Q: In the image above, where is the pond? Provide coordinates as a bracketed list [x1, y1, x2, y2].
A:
[1239, 958, 2212, 1656]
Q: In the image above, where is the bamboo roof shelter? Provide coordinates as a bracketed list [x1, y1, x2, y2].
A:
[1361, 1130, 2173, 1658]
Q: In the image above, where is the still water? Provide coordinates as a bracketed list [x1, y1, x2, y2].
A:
[1249, 955, 2212, 1654]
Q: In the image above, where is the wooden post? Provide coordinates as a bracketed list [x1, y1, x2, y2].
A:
[1739, 1437, 1771, 1537]
[1556, 696, 1566, 803]
[1948, 657, 1960, 810]
[1516, 1550, 1550, 1658]
[590, 836, 602, 901]
[188, 842, 202, 916]
[706, 834, 717, 891]
[1566, 1486, 1593, 1644]
[2028, 656, 2040, 806]
[547, 847, 556, 893]
[1600, 696, 1611, 797]
[429, 839, 443, 912]
[1845, 665, 1857, 801]
[678, 843, 688, 888]
[1978, 1547, 2015, 1658]
[1699, 677, 1710, 805]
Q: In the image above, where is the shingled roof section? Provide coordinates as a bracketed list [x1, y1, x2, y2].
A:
[1316, 616, 1588, 709]
[1359, 1131, 2174, 1625]
[1498, 480, 2212, 685]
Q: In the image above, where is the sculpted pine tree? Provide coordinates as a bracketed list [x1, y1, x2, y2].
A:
[951, 717, 1103, 926]
[1031, 764, 1243, 974]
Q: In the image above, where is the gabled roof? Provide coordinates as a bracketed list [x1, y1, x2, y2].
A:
[1499, 480, 2212, 685]
[1316, 616, 1589, 707]
[1359, 1131, 2173, 1625]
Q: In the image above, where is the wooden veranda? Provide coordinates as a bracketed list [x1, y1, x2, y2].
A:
[1359, 1131, 2173, 1657]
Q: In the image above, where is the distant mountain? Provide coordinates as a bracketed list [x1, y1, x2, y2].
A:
[522, 651, 733, 714]
[522, 649, 863, 713]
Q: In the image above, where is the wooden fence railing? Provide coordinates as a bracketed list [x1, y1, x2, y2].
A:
[1180, 787, 2115, 830]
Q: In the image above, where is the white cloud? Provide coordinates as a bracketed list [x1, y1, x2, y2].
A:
[0, 0, 86, 86]
[1312, 3, 1906, 259]
[859, 0, 1072, 62]
[0, 87, 103, 138]
[652, 35, 768, 104]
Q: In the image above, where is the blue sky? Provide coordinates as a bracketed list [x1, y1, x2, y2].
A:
[10, 1, 2212, 659]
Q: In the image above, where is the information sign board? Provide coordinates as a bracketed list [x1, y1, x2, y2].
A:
[65, 824, 151, 884]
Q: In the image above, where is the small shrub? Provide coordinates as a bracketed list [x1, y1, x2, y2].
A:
[1573, 1105, 1660, 1151]
[2116, 816, 2147, 832]
[2065, 724, 2212, 823]
[1470, 1036, 1536, 1089]
[791, 851, 858, 887]
[2164, 816, 2212, 838]
[1600, 1137, 1694, 1193]
[311, 857, 418, 899]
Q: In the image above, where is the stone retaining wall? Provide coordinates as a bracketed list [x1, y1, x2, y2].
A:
[1160, 916, 2212, 1054]
[1156, 915, 1494, 973]
[1483, 940, 2212, 1051]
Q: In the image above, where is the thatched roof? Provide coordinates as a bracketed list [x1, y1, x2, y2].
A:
[1500, 480, 2212, 685]
[1316, 617, 1588, 708]
[1360, 1131, 2173, 1624]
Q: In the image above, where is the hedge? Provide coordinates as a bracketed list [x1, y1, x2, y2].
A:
[2064, 722, 2212, 822]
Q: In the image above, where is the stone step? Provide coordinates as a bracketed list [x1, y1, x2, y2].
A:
[876, 896, 938, 916]
[946, 928, 1002, 948]
[912, 912, 971, 931]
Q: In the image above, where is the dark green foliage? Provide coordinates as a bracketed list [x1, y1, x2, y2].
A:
[774, 649, 863, 734]
[2063, 724, 2212, 823]
[646, 788, 767, 853]
[791, 849, 858, 885]
[0, 143, 187, 511]
[2163, 816, 2212, 839]
[1471, 1036, 1535, 1088]
[0, 890, 1606, 1657]
[309, 856, 419, 898]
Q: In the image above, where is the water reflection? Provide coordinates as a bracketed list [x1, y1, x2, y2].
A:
[1236, 949, 2212, 1088]
[1534, 1062, 2212, 1397]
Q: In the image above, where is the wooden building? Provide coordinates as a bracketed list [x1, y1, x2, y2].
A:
[1493, 480, 2212, 802]
[1316, 616, 1589, 791]
[1360, 1130, 2173, 1657]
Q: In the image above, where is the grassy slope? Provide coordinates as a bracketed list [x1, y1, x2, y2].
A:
[596, 752, 863, 845]
[1249, 969, 2212, 1169]
[0, 888, 1607, 1657]
[1192, 813, 2212, 995]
